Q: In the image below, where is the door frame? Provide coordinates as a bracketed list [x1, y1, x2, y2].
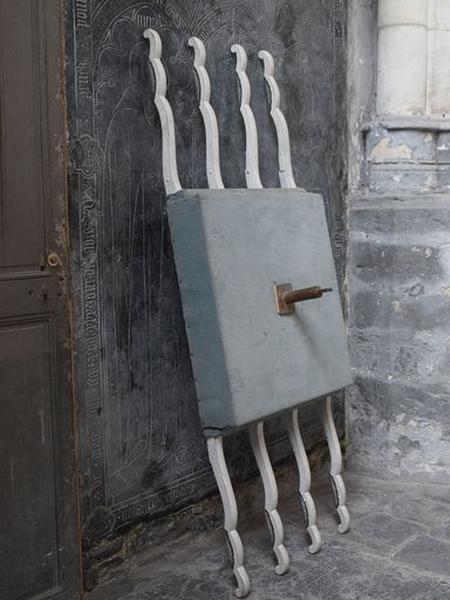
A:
[48, 1, 83, 596]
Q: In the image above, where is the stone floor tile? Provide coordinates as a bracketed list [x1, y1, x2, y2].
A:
[393, 533, 450, 578]
[88, 474, 450, 600]
[341, 511, 420, 555]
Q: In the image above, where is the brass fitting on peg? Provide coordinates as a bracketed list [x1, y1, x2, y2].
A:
[274, 283, 332, 315]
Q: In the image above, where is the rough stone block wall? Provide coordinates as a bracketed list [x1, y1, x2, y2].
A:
[348, 194, 450, 480]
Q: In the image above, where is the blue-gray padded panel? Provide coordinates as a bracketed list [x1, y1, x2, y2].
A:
[167, 189, 352, 435]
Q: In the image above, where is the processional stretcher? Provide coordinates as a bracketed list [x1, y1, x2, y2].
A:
[144, 29, 352, 598]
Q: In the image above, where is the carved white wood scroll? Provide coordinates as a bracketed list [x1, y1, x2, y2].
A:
[188, 40, 249, 594]
[207, 437, 250, 598]
[286, 408, 322, 553]
[259, 48, 350, 536]
[231, 44, 262, 188]
[144, 29, 181, 195]
[146, 32, 249, 597]
[256, 49, 322, 551]
[321, 396, 351, 533]
[249, 422, 290, 574]
[287, 409, 322, 553]
[189, 37, 288, 579]
[230, 43, 290, 574]
[258, 50, 296, 189]
[188, 37, 224, 189]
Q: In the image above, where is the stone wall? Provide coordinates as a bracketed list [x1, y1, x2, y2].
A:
[349, 194, 450, 480]
[347, 0, 450, 481]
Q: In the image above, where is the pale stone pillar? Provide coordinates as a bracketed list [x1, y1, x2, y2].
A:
[370, 0, 450, 193]
[377, 0, 428, 115]
[428, 0, 450, 116]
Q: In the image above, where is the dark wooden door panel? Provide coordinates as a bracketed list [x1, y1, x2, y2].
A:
[0, 320, 60, 600]
[0, 1, 81, 599]
[0, 277, 60, 319]
[0, 0, 46, 274]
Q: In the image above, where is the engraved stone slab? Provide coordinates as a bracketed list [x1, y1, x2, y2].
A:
[167, 188, 352, 436]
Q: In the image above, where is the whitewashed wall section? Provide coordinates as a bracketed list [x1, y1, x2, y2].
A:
[428, 0, 450, 115]
[377, 0, 450, 117]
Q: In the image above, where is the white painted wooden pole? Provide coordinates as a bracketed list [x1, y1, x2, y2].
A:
[321, 397, 350, 533]
[145, 32, 249, 596]
[143, 29, 181, 194]
[286, 409, 321, 553]
[207, 437, 250, 598]
[258, 51, 296, 188]
[248, 422, 290, 574]
[228, 41, 290, 576]
[231, 44, 263, 188]
[188, 37, 225, 189]
[259, 48, 350, 536]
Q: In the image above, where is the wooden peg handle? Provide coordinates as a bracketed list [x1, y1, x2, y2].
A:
[283, 286, 332, 305]
[274, 284, 332, 315]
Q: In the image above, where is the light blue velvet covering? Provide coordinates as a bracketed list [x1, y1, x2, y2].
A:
[167, 189, 352, 436]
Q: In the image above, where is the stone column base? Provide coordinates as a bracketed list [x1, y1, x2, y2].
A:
[363, 118, 450, 194]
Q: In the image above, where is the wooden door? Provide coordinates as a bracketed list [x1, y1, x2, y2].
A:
[0, 1, 81, 599]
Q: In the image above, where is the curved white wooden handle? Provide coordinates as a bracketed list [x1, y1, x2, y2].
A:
[258, 50, 296, 189]
[249, 422, 290, 574]
[287, 409, 322, 553]
[207, 437, 251, 597]
[188, 37, 224, 190]
[321, 397, 351, 533]
[231, 44, 262, 189]
[258, 50, 349, 536]
[144, 29, 181, 195]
